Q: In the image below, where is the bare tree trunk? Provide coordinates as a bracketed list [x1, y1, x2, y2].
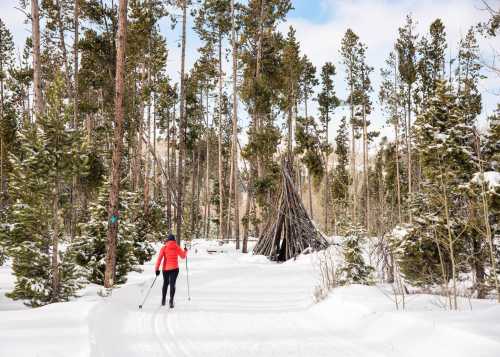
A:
[55, 0, 71, 87]
[227, 138, 234, 241]
[406, 86, 413, 223]
[242, 176, 252, 254]
[439, 159, 457, 310]
[73, 0, 79, 127]
[349, 66, 356, 223]
[254, 0, 266, 233]
[474, 132, 500, 302]
[190, 149, 198, 238]
[31, 0, 44, 119]
[166, 107, 172, 232]
[204, 90, 211, 238]
[217, 34, 225, 242]
[0, 47, 5, 204]
[104, 0, 128, 289]
[394, 62, 402, 224]
[51, 181, 61, 301]
[362, 97, 369, 233]
[176, 0, 188, 244]
[231, 1, 240, 248]
[324, 156, 329, 234]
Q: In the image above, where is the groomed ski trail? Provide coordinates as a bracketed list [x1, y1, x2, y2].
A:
[88, 251, 380, 357]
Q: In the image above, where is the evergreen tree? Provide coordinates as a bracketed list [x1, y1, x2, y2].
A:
[339, 224, 374, 285]
[395, 15, 418, 220]
[71, 183, 154, 285]
[0, 19, 15, 208]
[411, 79, 476, 307]
[4, 73, 89, 306]
[317, 62, 339, 233]
[331, 116, 350, 233]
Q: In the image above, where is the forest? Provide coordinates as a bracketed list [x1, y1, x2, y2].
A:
[0, 0, 498, 312]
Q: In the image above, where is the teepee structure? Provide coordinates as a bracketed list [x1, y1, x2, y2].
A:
[253, 160, 329, 261]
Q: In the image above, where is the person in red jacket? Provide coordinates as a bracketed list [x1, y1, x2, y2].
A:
[155, 234, 187, 308]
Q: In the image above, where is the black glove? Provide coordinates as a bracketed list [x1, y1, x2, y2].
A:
[155, 270, 160, 276]
[184, 245, 188, 252]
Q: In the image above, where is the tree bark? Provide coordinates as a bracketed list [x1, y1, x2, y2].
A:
[204, 89, 211, 238]
[176, 0, 188, 244]
[406, 85, 413, 223]
[73, 0, 79, 127]
[104, 0, 128, 289]
[362, 88, 369, 233]
[231, 0, 240, 248]
[31, 0, 44, 119]
[393, 61, 402, 224]
[217, 34, 225, 242]
[55, 0, 71, 88]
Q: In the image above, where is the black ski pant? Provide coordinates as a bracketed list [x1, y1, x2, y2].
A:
[162, 268, 179, 302]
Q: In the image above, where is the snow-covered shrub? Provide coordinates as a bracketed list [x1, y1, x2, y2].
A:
[70, 185, 140, 285]
[338, 224, 374, 285]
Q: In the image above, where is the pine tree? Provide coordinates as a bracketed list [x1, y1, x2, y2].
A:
[298, 55, 318, 219]
[340, 29, 361, 223]
[395, 15, 418, 222]
[317, 62, 339, 233]
[104, 0, 129, 289]
[331, 116, 350, 234]
[4, 73, 89, 306]
[0, 19, 15, 208]
[339, 224, 374, 285]
[411, 79, 476, 307]
[71, 183, 154, 285]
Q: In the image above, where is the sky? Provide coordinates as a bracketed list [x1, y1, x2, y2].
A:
[1, 0, 499, 144]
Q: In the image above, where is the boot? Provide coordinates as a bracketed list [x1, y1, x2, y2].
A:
[161, 297, 166, 306]
[169, 299, 174, 309]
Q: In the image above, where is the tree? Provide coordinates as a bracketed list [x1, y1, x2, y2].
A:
[104, 0, 129, 289]
[298, 55, 318, 218]
[195, 0, 231, 242]
[340, 29, 361, 223]
[0, 19, 15, 207]
[31, 0, 44, 119]
[413, 79, 476, 309]
[230, 0, 240, 248]
[331, 116, 350, 234]
[176, 0, 189, 244]
[339, 224, 374, 285]
[317, 62, 339, 233]
[5, 73, 89, 306]
[380, 52, 404, 224]
[395, 15, 418, 222]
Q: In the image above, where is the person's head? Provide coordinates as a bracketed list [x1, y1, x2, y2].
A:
[167, 234, 176, 242]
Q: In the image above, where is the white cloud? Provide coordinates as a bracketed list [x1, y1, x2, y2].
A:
[280, 0, 499, 143]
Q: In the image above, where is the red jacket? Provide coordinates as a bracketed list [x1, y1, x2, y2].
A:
[155, 241, 187, 271]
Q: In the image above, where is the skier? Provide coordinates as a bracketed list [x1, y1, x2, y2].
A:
[155, 234, 188, 308]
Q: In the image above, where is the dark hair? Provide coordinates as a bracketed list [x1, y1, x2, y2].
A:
[167, 234, 176, 241]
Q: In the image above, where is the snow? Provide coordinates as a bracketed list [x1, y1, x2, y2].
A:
[1, 242, 500, 357]
[472, 171, 500, 191]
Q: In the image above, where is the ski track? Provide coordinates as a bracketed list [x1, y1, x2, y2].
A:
[86, 252, 395, 357]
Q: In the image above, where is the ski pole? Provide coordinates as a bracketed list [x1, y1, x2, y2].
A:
[138, 275, 157, 309]
[185, 254, 191, 301]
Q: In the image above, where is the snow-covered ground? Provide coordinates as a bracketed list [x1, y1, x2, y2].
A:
[1, 240, 500, 357]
